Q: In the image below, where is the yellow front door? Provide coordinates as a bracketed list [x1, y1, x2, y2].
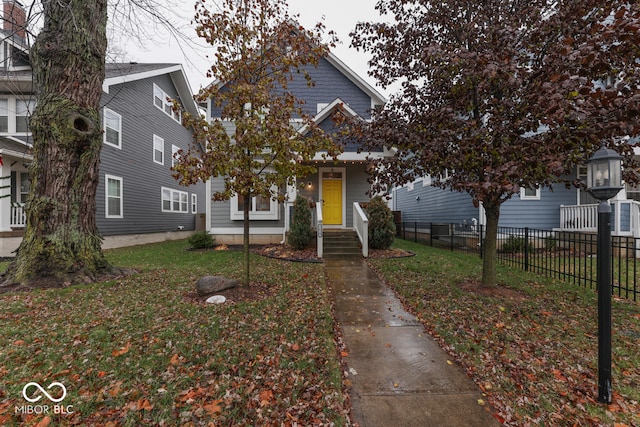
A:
[322, 180, 342, 225]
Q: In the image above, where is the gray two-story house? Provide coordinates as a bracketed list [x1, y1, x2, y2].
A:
[205, 49, 389, 246]
[0, 1, 205, 256]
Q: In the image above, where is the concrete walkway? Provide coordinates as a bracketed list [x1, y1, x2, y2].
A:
[325, 258, 501, 427]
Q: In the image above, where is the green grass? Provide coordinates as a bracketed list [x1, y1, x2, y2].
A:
[371, 239, 640, 427]
[0, 240, 347, 426]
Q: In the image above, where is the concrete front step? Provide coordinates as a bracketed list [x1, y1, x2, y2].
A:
[323, 230, 362, 258]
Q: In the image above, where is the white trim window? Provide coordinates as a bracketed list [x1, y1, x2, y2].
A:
[230, 190, 278, 220]
[172, 144, 180, 167]
[15, 99, 34, 133]
[162, 187, 189, 213]
[153, 135, 164, 165]
[0, 99, 8, 132]
[520, 186, 541, 200]
[103, 108, 122, 148]
[105, 175, 123, 218]
[0, 97, 36, 134]
[153, 83, 181, 122]
[191, 193, 197, 213]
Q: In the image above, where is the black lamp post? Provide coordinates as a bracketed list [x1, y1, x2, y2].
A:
[586, 145, 624, 404]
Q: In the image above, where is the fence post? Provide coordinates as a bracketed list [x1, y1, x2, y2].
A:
[524, 227, 529, 272]
[479, 225, 484, 259]
[450, 223, 454, 251]
[430, 222, 433, 247]
[414, 222, 418, 243]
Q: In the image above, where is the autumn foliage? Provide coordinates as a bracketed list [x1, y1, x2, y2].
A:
[350, 0, 640, 287]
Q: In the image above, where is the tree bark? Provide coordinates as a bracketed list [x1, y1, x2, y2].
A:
[242, 192, 250, 287]
[2, 0, 111, 286]
[481, 200, 500, 288]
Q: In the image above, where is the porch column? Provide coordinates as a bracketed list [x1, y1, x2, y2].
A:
[0, 162, 12, 232]
[283, 180, 297, 234]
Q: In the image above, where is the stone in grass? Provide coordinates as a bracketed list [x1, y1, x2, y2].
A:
[206, 295, 227, 304]
[196, 276, 238, 296]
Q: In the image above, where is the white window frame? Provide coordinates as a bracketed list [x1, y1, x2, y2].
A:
[105, 175, 123, 218]
[162, 187, 189, 213]
[191, 193, 197, 213]
[153, 135, 164, 165]
[103, 108, 122, 149]
[153, 83, 181, 123]
[0, 96, 36, 134]
[230, 188, 279, 220]
[520, 186, 541, 200]
[172, 144, 180, 167]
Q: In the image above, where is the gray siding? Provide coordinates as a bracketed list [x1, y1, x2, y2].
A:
[394, 179, 479, 225]
[499, 185, 577, 229]
[210, 177, 285, 230]
[97, 74, 205, 236]
[210, 57, 373, 120]
[395, 178, 579, 230]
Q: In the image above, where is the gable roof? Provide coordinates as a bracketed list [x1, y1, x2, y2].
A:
[103, 63, 199, 116]
[324, 51, 386, 108]
[207, 50, 386, 109]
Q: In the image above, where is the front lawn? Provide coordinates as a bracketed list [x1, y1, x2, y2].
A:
[370, 239, 640, 427]
[0, 241, 347, 426]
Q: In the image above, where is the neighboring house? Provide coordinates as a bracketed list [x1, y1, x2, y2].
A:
[0, 1, 205, 256]
[205, 50, 389, 246]
[393, 165, 640, 237]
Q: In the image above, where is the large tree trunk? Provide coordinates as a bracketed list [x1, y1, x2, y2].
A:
[2, 0, 111, 287]
[481, 200, 500, 288]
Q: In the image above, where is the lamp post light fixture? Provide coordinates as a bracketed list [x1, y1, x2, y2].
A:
[586, 145, 624, 404]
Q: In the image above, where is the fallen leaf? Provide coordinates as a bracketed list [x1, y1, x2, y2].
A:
[112, 342, 131, 357]
[170, 353, 181, 365]
[291, 343, 300, 351]
[204, 399, 223, 416]
[13, 340, 25, 346]
[340, 351, 349, 357]
[136, 398, 153, 411]
[478, 399, 486, 406]
[259, 389, 274, 407]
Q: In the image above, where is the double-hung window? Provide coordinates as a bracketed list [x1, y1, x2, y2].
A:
[153, 83, 181, 122]
[0, 97, 36, 133]
[105, 175, 123, 218]
[172, 144, 180, 167]
[104, 108, 122, 148]
[15, 99, 34, 133]
[230, 188, 278, 220]
[0, 99, 8, 132]
[153, 135, 164, 165]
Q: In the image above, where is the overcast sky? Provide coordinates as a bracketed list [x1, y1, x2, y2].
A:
[117, 0, 389, 96]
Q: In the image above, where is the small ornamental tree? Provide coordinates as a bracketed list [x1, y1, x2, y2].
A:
[172, 0, 340, 286]
[288, 195, 313, 250]
[366, 196, 395, 250]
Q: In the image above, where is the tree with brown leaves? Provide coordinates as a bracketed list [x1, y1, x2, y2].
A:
[351, 0, 640, 287]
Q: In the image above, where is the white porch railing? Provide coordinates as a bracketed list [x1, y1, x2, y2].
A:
[353, 202, 369, 257]
[560, 204, 598, 233]
[11, 202, 26, 227]
[316, 201, 323, 258]
[560, 200, 640, 237]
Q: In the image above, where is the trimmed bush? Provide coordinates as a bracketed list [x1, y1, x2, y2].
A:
[288, 195, 314, 250]
[188, 231, 215, 249]
[366, 196, 395, 250]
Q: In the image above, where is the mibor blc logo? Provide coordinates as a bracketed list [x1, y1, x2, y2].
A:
[15, 382, 74, 415]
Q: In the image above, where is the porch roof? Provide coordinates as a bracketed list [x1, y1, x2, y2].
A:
[0, 136, 32, 160]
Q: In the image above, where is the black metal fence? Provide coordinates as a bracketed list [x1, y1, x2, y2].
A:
[396, 222, 639, 302]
